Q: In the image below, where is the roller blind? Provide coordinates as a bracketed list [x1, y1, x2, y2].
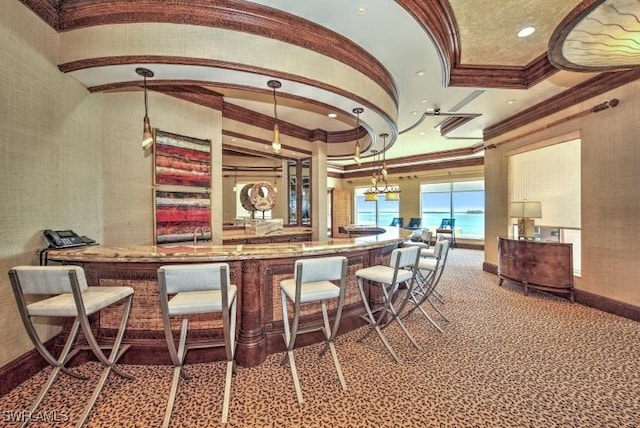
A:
[508, 139, 581, 228]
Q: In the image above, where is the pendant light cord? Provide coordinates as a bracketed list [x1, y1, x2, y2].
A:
[144, 75, 149, 116]
[272, 87, 278, 123]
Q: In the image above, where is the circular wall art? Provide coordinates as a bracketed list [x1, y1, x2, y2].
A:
[250, 182, 276, 211]
[239, 184, 256, 212]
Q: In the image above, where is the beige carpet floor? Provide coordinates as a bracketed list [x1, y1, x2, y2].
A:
[2, 249, 640, 427]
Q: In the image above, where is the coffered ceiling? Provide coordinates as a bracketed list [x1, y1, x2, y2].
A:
[19, 0, 640, 174]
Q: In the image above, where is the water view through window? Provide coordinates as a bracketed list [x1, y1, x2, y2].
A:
[354, 192, 399, 226]
[353, 180, 484, 240]
[421, 181, 484, 239]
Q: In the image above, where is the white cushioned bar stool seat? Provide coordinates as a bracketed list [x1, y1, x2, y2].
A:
[355, 246, 422, 362]
[8, 265, 134, 428]
[280, 256, 349, 404]
[157, 263, 238, 426]
[404, 229, 433, 250]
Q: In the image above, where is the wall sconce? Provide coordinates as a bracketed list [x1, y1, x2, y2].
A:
[268, 80, 282, 153]
[353, 107, 364, 165]
[136, 67, 155, 150]
[510, 200, 542, 240]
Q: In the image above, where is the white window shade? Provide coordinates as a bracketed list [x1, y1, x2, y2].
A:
[508, 139, 581, 228]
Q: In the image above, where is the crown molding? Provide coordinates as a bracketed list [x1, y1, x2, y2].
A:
[484, 67, 640, 141]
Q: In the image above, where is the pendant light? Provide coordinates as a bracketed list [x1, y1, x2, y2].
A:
[267, 80, 282, 153]
[232, 168, 238, 192]
[136, 67, 155, 150]
[380, 132, 388, 179]
[352, 107, 364, 165]
[273, 167, 278, 192]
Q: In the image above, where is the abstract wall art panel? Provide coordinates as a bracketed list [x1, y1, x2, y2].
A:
[154, 189, 211, 244]
[154, 130, 211, 187]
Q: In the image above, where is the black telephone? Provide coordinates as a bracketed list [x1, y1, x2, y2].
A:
[43, 229, 95, 249]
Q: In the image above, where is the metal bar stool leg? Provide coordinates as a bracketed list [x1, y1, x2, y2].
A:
[356, 277, 401, 363]
[281, 288, 304, 404]
[320, 301, 346, 390]
[75, 292, 134, 428]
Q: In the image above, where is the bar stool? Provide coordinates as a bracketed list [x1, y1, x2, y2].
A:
[355, 246, 421, 362]
[280, 256, 348, 404]
[404, 239, 450, 332]
[8, 265, 134, 428]
[157, 263, 237, 426]
[420, 236, 451, 304]
[404, 229, 433, 249]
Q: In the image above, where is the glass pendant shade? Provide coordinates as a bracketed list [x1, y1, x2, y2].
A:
[272, 123, 281, 153]
[364, 192, 377, 202]
[142, 115, 153, 149]
[385, 190, 400, 201]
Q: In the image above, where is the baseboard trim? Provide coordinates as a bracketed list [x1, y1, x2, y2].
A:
[576, 289, 640, 322]
[0, 338, 56, 396]
[482, 262, 640, 321]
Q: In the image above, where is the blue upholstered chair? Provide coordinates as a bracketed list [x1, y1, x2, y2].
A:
[405, 217, 422, 230]
[389, 217, 404, 227]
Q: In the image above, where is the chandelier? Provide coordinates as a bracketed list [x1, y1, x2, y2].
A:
[363, 133, 400, 201]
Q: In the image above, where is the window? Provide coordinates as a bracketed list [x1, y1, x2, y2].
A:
[420, 180, 485, 239]
[354, 188, 399, 226]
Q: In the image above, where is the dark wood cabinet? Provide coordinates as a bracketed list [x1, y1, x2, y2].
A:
[498, 237, 574, 302]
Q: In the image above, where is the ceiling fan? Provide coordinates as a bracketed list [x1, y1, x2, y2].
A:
[399, 108, 480, 135]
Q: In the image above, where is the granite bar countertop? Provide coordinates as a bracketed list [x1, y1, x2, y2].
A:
[45, 227, 408, 263]
[222, 226, 312, 240]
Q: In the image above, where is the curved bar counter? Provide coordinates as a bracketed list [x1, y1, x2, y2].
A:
[45, 228, 407, 367]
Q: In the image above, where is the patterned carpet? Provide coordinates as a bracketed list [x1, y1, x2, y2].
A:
[2, 249, 640, 427]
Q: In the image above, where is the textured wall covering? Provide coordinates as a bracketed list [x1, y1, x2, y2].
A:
[484, 81, 640, 306]
[0, 2, 103, 364]
[0, 2, 224, 366]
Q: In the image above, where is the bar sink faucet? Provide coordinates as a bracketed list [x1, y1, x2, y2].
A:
[193, 227, 205, 247]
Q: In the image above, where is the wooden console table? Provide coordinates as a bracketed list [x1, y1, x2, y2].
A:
[497, 237, 574, 302]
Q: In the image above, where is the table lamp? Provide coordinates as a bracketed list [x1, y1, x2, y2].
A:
[510, 201, 542, 240]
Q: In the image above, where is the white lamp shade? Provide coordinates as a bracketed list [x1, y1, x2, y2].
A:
[510, 201, 542, 218]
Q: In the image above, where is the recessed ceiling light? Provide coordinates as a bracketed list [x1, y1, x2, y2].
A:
[411, 111, 418, 115]
[419, 131, 426, 135]
[507, 99, 516, 104]
[356, 6, 366, 15]
[327, 113, 337, 118]
[421, 99, 427, 103]
[517, 26, 535, 38]
[416, 70, 425, 76]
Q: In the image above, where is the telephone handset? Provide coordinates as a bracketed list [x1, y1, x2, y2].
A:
[43, 229, 95, 249]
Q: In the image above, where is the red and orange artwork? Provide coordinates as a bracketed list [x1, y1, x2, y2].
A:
[155, 190, 211, 244]
[154, 130, 211, 187]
